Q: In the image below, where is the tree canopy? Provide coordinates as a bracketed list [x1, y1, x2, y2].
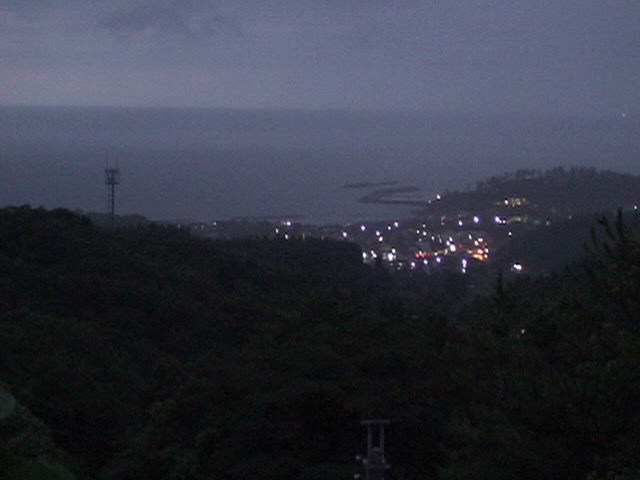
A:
[1, 206, 639, 479]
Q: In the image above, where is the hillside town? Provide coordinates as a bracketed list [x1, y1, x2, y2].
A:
[185, 168, 640, 275]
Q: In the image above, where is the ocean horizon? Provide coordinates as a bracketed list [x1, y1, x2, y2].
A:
[1, 106, 638, 225]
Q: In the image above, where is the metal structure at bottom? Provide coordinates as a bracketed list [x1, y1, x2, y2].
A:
[356, 419, 390, 480]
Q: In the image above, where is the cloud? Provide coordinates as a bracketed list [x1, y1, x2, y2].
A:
[1, 0, 639, 112]
[97, 0, 239, 37]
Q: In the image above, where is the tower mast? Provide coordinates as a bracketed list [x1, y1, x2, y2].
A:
[104, 166, 121, 229]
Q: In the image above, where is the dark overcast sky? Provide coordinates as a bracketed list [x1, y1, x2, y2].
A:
[1, 0, 639, 113]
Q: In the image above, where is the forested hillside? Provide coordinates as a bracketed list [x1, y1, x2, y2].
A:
[1, 206, 639, 479]
[421, 167, 640, 216]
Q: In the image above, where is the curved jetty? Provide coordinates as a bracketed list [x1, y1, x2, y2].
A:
[358, 186, 428, 206]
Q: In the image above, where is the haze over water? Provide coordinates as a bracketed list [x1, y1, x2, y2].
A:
[1, 107, 638, 225]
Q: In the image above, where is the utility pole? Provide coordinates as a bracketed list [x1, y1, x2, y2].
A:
[356, 419, 390, 480]
[104, 166, 121, 229]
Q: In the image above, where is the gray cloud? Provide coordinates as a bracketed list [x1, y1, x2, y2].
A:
[0, 1, 638, 112]
[97, 0, 241, 37]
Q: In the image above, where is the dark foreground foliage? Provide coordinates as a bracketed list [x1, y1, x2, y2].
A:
[0, 206, 639, 479]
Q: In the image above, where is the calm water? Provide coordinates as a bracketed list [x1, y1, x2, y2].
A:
[0, 107, 638, 224]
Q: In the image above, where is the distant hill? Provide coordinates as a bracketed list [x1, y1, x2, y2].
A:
[418, 166, 640, 217]
[406, 167, 640, 274]
[82, 211, 152, 229]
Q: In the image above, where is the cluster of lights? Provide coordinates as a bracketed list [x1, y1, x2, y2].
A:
[470, 237, 489, 261]
[346, 215, 497, 271]
[503, 197, 528, 207]
[454, 215, 482, 227]
[274, 219, 298, 240]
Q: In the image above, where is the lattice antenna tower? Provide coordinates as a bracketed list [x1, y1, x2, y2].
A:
[104, 162, 121, 229]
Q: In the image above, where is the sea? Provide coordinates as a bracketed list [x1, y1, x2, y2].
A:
[0, 106, 638, 225]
